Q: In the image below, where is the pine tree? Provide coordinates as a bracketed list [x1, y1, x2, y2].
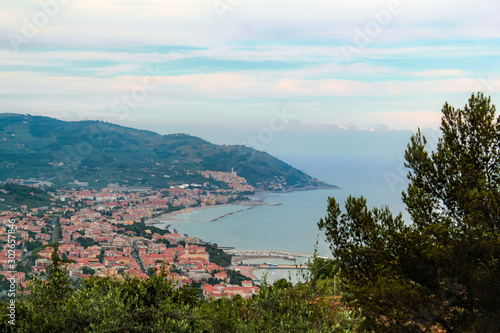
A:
[319, 93, 500, 332]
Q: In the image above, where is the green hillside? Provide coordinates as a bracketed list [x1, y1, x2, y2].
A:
[0, 183, 52, 209]
[0, 114, 335, 190]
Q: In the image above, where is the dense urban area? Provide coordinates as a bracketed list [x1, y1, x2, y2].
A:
[0, 170, 264, 300]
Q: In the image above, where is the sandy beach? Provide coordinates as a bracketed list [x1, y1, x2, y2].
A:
[235, 265, 258, 280]
[149, 199, 266, 224]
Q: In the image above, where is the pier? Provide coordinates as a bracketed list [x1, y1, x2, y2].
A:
[226, 249, 314, 260]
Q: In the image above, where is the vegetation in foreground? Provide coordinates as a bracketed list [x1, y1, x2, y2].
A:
[319, 93, 500, 332]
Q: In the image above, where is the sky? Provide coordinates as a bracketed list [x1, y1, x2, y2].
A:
[1, 0, 499, 186]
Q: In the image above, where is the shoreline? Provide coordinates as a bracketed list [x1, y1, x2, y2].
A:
[227, 249, 316, 260]
[148, 187, 339, 225]
[148, 199, 266, 224]
[254, 185, 340, 195]
[147, 189, 335, 265]
[235, 266, 258, 280]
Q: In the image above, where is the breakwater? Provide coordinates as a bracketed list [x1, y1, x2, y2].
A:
[209, 205, 258, 222]
[226, 249, 313, 259]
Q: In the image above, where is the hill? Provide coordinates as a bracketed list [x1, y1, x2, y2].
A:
[0, 114, 335, 191]
[0, 183, 52, 209]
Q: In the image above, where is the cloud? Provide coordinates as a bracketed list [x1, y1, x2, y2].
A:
[368, 110, 443, 130]
[2, 0, 500, 47]
[0, 0, 499, 134]
[410, 69, 468, 78]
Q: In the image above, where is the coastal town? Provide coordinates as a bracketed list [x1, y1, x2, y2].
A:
[0, 170, 267, 300]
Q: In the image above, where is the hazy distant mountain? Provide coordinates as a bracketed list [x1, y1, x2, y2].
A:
[0, 114, 335, 191]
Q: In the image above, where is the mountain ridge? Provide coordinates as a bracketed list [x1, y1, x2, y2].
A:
[0, 113, 336, 191]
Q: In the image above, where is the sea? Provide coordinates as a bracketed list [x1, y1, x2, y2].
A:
[155, 156, 411, 282]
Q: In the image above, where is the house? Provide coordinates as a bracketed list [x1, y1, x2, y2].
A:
[214, 272, 229, 283]
[202, 284, 222, 299]
[242, 280, 253, 288]
[223, 286, 260, 299]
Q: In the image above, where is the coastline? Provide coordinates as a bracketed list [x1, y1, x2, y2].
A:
[254, 184, 340, 195]
[148, 198, 266, 224]
[148, 188, 335, 262]
[146, 189, 339, 282]
[227, 249, 316, 260]
[149, 186, 339, 225]
[235, 266, 258, 280]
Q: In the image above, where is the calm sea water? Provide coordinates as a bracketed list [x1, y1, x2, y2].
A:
[155, 158, 410, 283]
[157, 189, 334, 256]
[156, 183, 408, 257]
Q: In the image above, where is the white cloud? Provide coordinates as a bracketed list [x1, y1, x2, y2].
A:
[367, 110, 443, 130]
[1, 0, 499, 48]
[410, 69, 468, 78]
[1, 0, 499, 133]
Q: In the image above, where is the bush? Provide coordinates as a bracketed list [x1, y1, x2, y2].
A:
[0, 248, 364, 332]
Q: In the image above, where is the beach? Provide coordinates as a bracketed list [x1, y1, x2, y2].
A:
[235, 265, 258, 280]
[150, 189, 339, 256]
[149, 198, 266, 224]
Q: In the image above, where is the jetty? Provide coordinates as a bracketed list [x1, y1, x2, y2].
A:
[226, 249, 312, 260]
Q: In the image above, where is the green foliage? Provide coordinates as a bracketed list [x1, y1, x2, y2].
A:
[0, 249, 364, 332]
[202, 280, 363, 332]
[15, 245, 74, 332]
[319, 93, 500, 332]
[0, 183, 52, 209]
[272, 278, 293, 290]
[155, 238, 178, 248]
[25, 240, 43, 252]
[309, 257, 339, 282]
[123, 221, 170, 238]
[97, 250, 105, 264]
[75, 237, 99, 249]
[81, 266, 95, 276]
[15, 262, 34, 276]
[200, 243, 232, 267]
[23, 253, 41, 268]
[0, 114, 325, 190]
[146, 267, 156, 277]
[0, 275, 11, 293]
[224, 269, 248, 286]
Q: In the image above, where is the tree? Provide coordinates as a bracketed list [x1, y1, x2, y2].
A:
[75, 236, 99, 249]
[81, 266, 95, 276]
[319, 93, 500, 332]
[0, 258, 364, 332]
[25, 240, 43, 252]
